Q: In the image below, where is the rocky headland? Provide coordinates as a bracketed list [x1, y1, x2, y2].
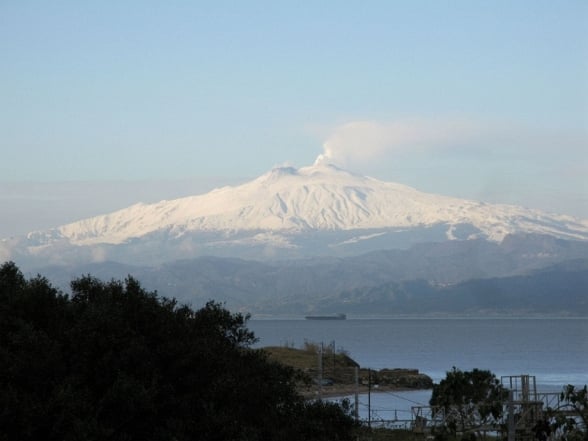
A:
[262, 345, 433, 398]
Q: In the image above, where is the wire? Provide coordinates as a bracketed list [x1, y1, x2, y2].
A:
[379, 390, 429, 406]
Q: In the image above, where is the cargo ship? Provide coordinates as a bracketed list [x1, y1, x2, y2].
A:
[304, 313, 346, 320]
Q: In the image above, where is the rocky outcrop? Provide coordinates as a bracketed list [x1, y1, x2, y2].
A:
[263, 345, 434, 395]
[361, 368, 433, 389]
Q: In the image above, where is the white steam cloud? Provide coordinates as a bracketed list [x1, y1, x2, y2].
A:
[316, 118, 485, 167]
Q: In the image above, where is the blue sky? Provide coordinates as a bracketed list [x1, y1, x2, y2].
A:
[1, 1, 587, 234]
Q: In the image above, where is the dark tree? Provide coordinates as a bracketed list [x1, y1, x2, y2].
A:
[430, 367, 508, 437]
[551, 384, 588, 441]
[0, 262, 357, 441]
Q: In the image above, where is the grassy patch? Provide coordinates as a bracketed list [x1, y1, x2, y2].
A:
[261, 343, 433, 394]
[263, 345, 358, 371]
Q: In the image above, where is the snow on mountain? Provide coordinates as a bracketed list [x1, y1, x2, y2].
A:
[27, 162, 588, 247]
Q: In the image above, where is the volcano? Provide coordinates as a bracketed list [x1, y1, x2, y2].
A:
[3, 162, 588, 266]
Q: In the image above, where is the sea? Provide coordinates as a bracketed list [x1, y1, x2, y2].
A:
[248, 317, 588, 424]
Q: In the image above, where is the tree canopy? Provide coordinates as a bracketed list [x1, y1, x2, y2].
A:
[0, 261, 356, 441]
[552, 384, 588, 441]
[429, 367, 508, 437]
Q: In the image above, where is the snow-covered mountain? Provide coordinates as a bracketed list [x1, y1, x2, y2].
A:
[3, 162, 588, 266]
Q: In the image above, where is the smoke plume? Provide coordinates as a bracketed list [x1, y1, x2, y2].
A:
[316, 118, 482, 167]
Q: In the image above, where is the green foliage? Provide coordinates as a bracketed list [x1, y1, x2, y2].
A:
[553, 384, 588, 441]
[0, 261, 357, 441]
[430, 367, 507, 436]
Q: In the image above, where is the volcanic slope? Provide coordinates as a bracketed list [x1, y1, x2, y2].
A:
[25, 163, 588, 246]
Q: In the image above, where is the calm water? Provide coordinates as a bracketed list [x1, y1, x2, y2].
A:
[249, 318, 588, 421]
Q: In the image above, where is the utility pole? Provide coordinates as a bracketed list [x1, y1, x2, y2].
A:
[368, 368, 372, 429]
[354, 366, 359, 422]
[317, 343, 323, 400]
[332, 340, 336, 374]
[508, 389, 515, 441]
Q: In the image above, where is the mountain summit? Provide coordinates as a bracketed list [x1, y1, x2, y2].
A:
[37, 163, 588, 243]
[3, 162, 588, 266]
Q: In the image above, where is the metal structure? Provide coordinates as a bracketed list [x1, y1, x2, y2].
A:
[411, 405, 445, 437]
[503, 375, 545, 441]
[409, 374, 574, 441]
[501, 375, 576, 441]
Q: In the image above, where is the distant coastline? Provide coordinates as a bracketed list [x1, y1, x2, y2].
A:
[252, 314, 588, 320]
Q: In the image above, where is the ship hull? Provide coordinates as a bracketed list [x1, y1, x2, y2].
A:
[305, 314, 346, 320]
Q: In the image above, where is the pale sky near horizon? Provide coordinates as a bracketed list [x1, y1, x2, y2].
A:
[1, 1, 587, 236]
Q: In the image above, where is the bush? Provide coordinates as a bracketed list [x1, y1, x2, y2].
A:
[0, 262, 357, 441]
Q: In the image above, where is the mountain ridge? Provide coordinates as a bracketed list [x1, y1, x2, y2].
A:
[2, 162, 588, 267]
[55, 163, 588, 244]
[24, 247, 588, 316]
